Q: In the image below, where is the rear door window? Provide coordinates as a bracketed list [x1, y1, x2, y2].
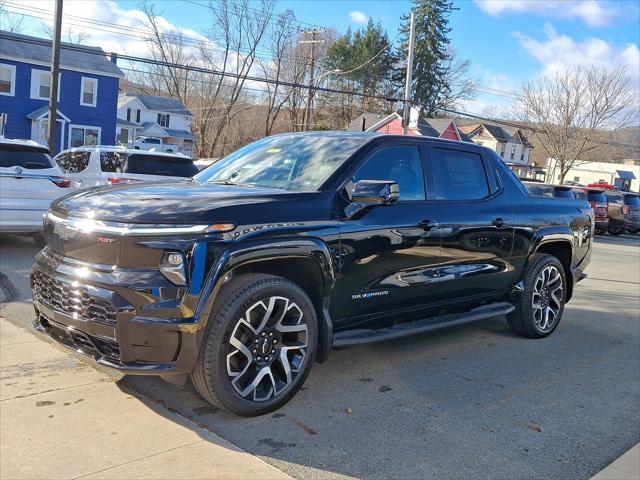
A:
[0, 144, 53, 169]
[56, 151, 91, 173]
[125, 154, 198, 177]
[430, 148, 490, 200]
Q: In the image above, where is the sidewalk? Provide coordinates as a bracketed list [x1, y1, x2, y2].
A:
[0, 319, 291, 480]
[592, 444, 640, 480]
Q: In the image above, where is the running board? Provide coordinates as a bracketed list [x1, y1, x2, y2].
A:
[332, 302, 515, 347]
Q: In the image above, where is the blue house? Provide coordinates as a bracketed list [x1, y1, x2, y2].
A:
[0, 31, 123, 154]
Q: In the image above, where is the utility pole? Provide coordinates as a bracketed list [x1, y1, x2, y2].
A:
[299, 29, 324, 131]
[48, 0, 63, 153]
[402, 12, 415, 135]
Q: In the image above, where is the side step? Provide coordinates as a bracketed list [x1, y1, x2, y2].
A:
[332, 302, 515, 347]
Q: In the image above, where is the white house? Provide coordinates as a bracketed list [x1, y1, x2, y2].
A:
[546, 158, 639, 191]
[459, 123, 534, 166]
[116, 93, 194, 156]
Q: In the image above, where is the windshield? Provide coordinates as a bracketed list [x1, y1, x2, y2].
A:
[195, 134, 370, 190]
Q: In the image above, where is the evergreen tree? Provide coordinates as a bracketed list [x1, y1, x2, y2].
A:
[325, 19, 397, 112]
[397, 0, 455, 116]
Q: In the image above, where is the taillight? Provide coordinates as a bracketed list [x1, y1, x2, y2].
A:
[50, 176, 71, 188]
[107, 177, 140, 185]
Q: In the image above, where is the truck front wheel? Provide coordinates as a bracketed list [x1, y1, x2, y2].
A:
[191, 273, 317, 416]
[507, 254, 566, 338]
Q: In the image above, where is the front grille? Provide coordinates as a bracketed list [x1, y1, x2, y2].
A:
[32, 271, 117, 325]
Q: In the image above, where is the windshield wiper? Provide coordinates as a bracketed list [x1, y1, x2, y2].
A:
[209, 179, 256, 187]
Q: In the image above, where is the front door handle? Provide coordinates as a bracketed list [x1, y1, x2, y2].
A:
[419, 220, 439, 231]
[492, 218, 510, 228]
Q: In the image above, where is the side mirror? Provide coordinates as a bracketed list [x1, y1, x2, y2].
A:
[351, 180, 400, 205]
[346, 180, 399, 219]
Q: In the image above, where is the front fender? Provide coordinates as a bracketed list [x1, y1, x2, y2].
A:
[191, 237, 336, 333]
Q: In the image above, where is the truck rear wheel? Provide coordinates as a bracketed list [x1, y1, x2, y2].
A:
[191, 273, 317, 416]
[507, 254, 566, 339]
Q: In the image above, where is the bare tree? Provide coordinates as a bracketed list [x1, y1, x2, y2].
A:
[517, 65, 638, 183]
[41, 24, 90, 44]
[0, 1, 23, 33]
[438, 46, 477, 112]
[259, 9, 297, 136]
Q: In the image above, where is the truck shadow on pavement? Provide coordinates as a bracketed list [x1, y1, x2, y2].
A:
[119, 284, 640, 480]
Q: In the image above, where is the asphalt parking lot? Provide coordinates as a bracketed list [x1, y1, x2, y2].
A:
[1, 234, 639, 480]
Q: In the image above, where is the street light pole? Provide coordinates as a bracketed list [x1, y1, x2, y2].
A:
[48, 0, 63, 153]
[402, 12, 415, 135]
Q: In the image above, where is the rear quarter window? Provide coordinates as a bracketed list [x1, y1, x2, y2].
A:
[0, 145, 53, 169]
[587, 191, 607, 203]
[100, 151, 127, 173]
[125, 154, 198, 177]
[624, 195, 640, 206]
[56, 151, 91, 173]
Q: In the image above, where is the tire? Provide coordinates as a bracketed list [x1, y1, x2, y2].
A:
[32, 233, 46, 249]
[594, 226, 606, 235]
[608, 225, 624, 236]
[507, 254, 566, 339]
[191, 273, 317, 416]
[627, 227, 639, 234]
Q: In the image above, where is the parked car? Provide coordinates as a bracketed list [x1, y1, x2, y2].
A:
[133, 136, 176, 153]
[605, 191, 640, 235]
[580, 188, 609, 234]
[54, 146, 199, 188]
[32, 132, 592, 416]
[524, 182, 577, 199]
[0, 138, 71, 246]
[623, 193, 640, 233]
[587, 181, 617, 190]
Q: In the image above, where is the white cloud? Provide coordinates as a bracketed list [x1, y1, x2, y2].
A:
[475, 0, 619, 27]
[13, 0, 207, 58]
[513, 23, 640, 82]
[349, 11, 369, 25]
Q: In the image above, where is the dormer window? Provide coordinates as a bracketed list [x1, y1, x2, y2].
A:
[158, 113, 170, 127]
[80, 77, 98, 107]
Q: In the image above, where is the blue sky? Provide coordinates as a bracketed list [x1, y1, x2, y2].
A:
[6, 0, 640, 115]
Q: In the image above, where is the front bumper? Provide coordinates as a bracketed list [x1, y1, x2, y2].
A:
[31, 248, 202, 375]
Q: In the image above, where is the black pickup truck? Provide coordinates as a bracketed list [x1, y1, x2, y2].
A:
[31, 132, 593, 416]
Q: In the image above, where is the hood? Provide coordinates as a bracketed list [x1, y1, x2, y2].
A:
[51, 180, 305, 224]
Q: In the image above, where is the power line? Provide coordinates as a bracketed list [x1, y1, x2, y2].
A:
[0, 33, 404, 104]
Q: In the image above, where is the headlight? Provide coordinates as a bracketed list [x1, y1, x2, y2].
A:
[160, 252, 187, 286]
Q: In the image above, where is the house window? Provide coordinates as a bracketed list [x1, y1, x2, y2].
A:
[69, 125, 100, 148]
[30, 69, 60, 101]
[499, 143, 506, 158]
[510, 145, 516, 160]
[136, 109, 141, 123]
[574, 176, 580, 182]
[126, 108, 131, 121]
[520, 151, 525, 162]
[80, 77, 98, 107]
[0, 64, 16, 96]
[157, 113, 170, 127]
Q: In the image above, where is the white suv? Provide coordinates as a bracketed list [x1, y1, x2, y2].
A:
[54, 146, 199, 189]
[0, 138, 72, 245]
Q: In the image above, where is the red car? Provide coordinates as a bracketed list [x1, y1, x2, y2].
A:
[587, 181, 617, 190]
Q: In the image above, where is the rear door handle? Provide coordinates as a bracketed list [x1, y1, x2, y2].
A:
[419, 220, 439, 230]
[492, 218, 510, 228]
